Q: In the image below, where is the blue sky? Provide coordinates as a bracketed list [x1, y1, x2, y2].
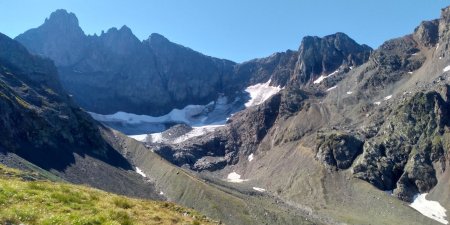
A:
[1, 0, 449, 62]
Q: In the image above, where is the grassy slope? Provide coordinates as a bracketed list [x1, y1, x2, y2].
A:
[0, 165, 217, 225]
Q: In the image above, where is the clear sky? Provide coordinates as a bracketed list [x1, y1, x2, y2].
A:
[1, 0, 449, 62]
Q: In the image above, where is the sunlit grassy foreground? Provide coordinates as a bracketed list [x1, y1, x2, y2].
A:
[0, 165, 218, 225]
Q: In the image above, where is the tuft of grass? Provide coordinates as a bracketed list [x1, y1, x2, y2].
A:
[0, 164, 219, 225]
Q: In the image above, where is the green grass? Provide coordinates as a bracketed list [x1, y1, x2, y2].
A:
[0, 165, 218, 225]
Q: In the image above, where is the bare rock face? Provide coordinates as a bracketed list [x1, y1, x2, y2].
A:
[16, 10, 238, 116]
[292, 32, 372, 84]
[315, 131, 363, 170]
[15, 9, 86, 67]
[413, 20, 439, 47]
[353, 90, 450, 201]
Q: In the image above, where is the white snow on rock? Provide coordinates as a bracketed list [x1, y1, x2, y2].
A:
[135, 167, 147, 178]
[248, 153, 254, 162]
[384, 95, 392, 100]
[159, 191, 164, 195]
[444, 65, 450, 72]
[227, 172, 247, 183]
[244, 79, 282, 107]
[253, 187, 266, 192]
[410, 193, 448, 224]
[129, 134, 148, 142]
[326, 86, 337, 91]
[346, 91, 353, 95]
[408, 71, 413, 74]
[91, 79, 282, 145]
[90, 105, 207, 125]
[172, 125, 223, 144]
[313, 70, 339, 84]
[374, 101, 381, 105]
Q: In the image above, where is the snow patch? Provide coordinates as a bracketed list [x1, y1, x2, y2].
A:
[408, 71, 413, 74]
[346, 91, 353, 95]
[172, 125, 223, 144]
[135, 167, 147, 178]
[244, 79, 282, 107]
[129, 134, 148, 142]
[374, 101, 381, 105]
[410, 193, 448, 224]
[253, 187, 266, 192]
[159, 191, 164, 195]
[384, 95, 392, 100]
[248, 153, 254, 162]
[227, 172, 247, 183]
[313, 70, 339, 84]
[326, 86, 337, 91]
[443, 65, 450, 72]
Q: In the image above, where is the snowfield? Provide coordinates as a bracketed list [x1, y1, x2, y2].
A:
[444, 65, 450, 72]
[227, 172, 247, 183]
[248, 153, 254, 162]
[91, 79, 282, 144]
[135, 167, 147, 178]
[326, 85, 337, 91]
[252, 187, 266, 192]
[244, 79, 282, 107]
[313, 70, 339, 84]
[410, 193, 448, 224]
[129, 134, 148, 142]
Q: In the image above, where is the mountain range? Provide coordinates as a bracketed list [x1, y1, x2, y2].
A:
[0, 6, 450, 225]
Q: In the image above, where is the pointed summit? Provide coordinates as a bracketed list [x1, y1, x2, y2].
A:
[45, 9, 80, 29]
[15, 9, 86, 66]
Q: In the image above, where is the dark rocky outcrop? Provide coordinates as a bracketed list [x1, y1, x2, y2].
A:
[353, 89, 450, 201]
[315, 131, 364, 170]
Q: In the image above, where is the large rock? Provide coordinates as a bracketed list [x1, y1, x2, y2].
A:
[315, 131, 363, 170]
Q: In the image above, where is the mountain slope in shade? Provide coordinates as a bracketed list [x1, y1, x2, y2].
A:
[16, 9, 238, 116]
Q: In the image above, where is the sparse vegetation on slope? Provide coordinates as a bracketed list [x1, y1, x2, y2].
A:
[0, 165, 217, 225]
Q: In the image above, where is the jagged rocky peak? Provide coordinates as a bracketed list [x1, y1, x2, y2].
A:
[99, 25, 141, 54]
[293, 32, 372, 84]
[45, 9, 80, 29]
[16, 9, 86, 66]
[413, 20, 439, 47]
